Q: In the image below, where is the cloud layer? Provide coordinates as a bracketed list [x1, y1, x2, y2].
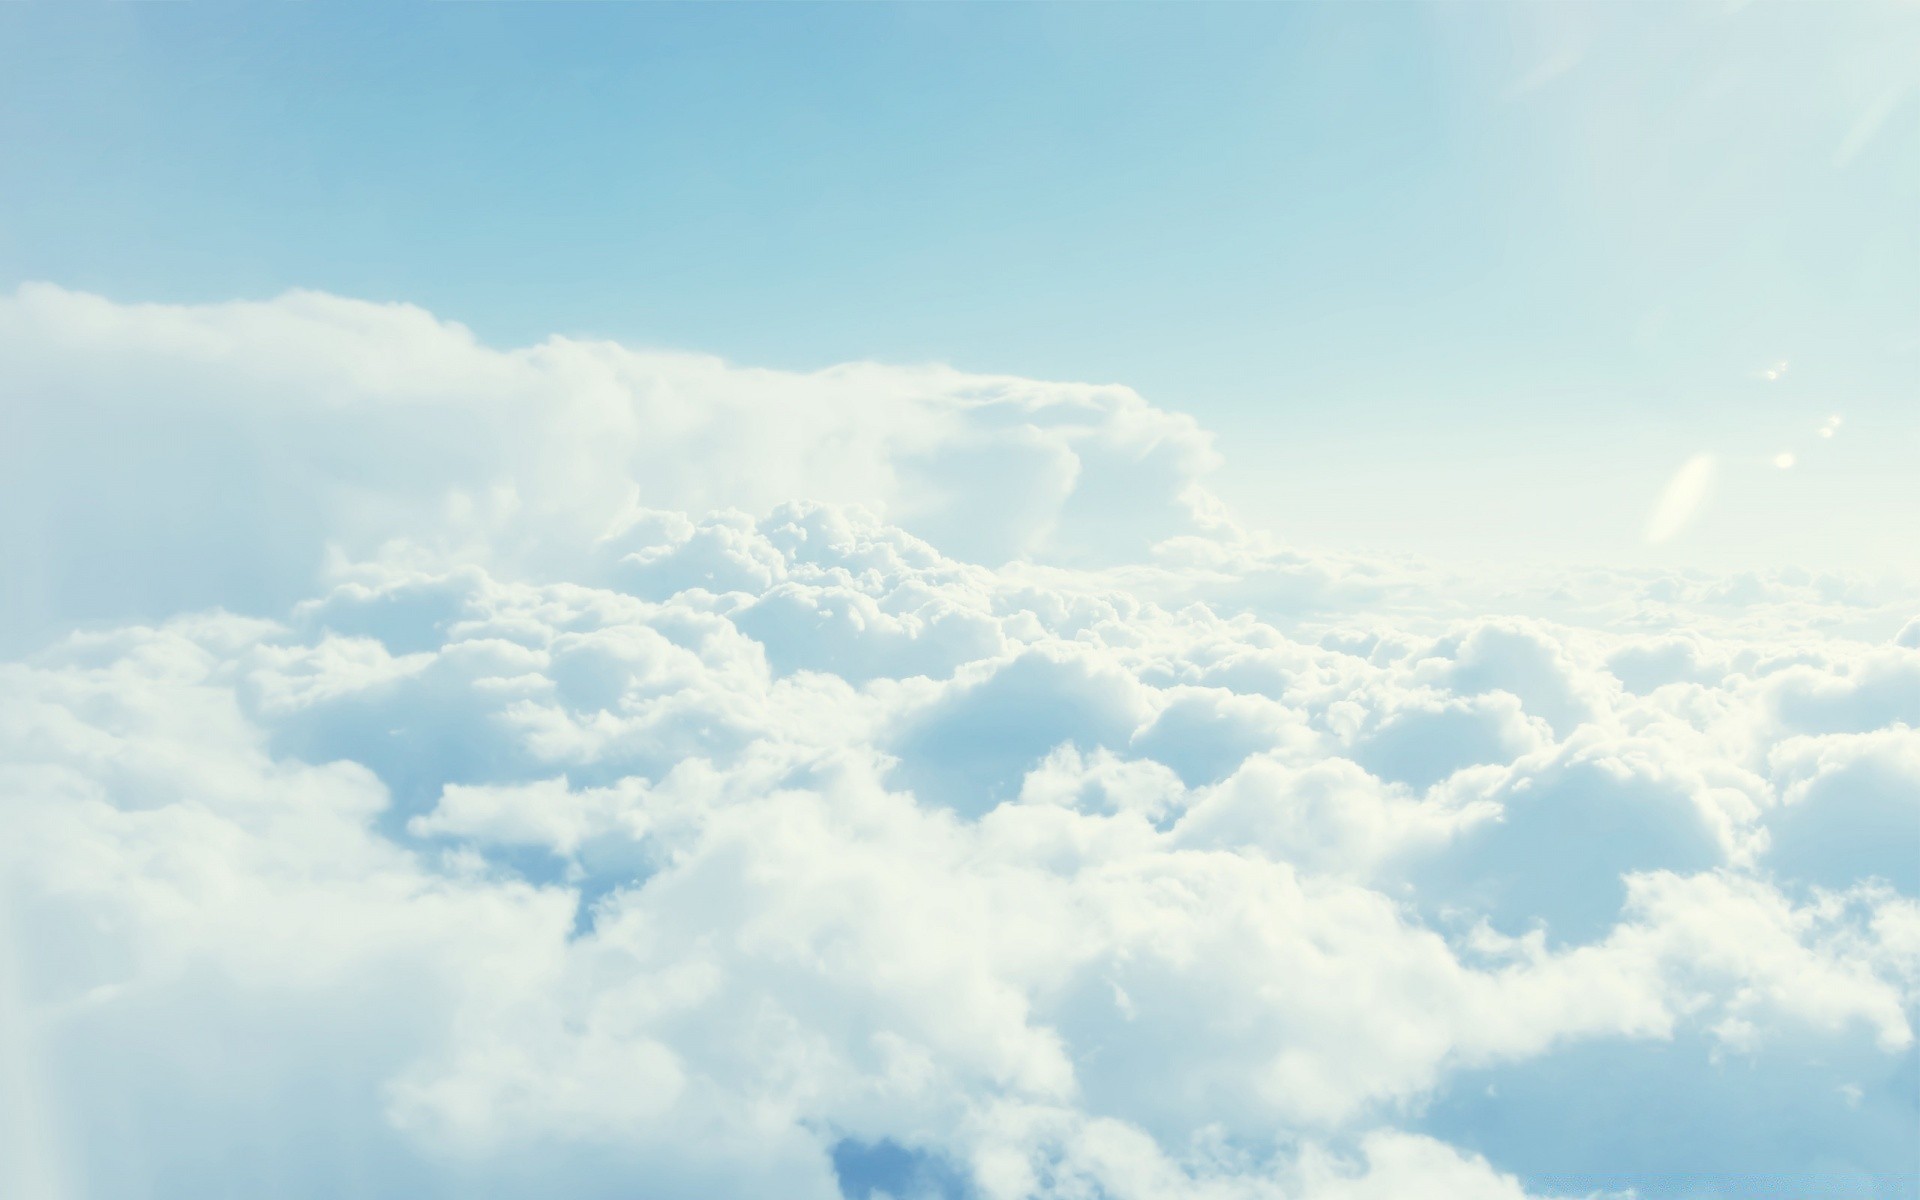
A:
[3, 287, 1916, 1200]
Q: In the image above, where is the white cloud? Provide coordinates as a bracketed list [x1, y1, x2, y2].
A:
[0, 284, 1220, 650]
[4, 288, 1918, 1200]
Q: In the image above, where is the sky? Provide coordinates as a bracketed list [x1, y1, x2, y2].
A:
[3, 7, 1919, 1200]
[2, 2, 1915, 570]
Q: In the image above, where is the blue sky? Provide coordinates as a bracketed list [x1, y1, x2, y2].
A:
[3, 2, 1914, 568]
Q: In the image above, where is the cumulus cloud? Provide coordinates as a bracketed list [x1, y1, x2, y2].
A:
[0, 284, 1219, 649]
[4, 288, 1918, 1200]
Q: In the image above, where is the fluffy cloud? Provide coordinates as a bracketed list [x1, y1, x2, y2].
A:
[0, 285, 1219, 649]
[3, 288, 1917, 1200]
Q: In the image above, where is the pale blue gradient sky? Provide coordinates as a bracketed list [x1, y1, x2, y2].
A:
[2, 2, 1914, 569]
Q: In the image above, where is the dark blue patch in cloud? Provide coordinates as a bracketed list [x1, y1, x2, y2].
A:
[832, 1138, 973, 1200]
[1418, 1032, 1920, 1200]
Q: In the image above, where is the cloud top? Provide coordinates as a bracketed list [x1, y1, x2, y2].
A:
[0, 284, 1220, 645]
[3, 288, 1917, 1200]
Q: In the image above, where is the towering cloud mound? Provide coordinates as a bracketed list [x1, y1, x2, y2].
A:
[2, 289, 1916, 1200]
[0, 285, 1223, 646]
